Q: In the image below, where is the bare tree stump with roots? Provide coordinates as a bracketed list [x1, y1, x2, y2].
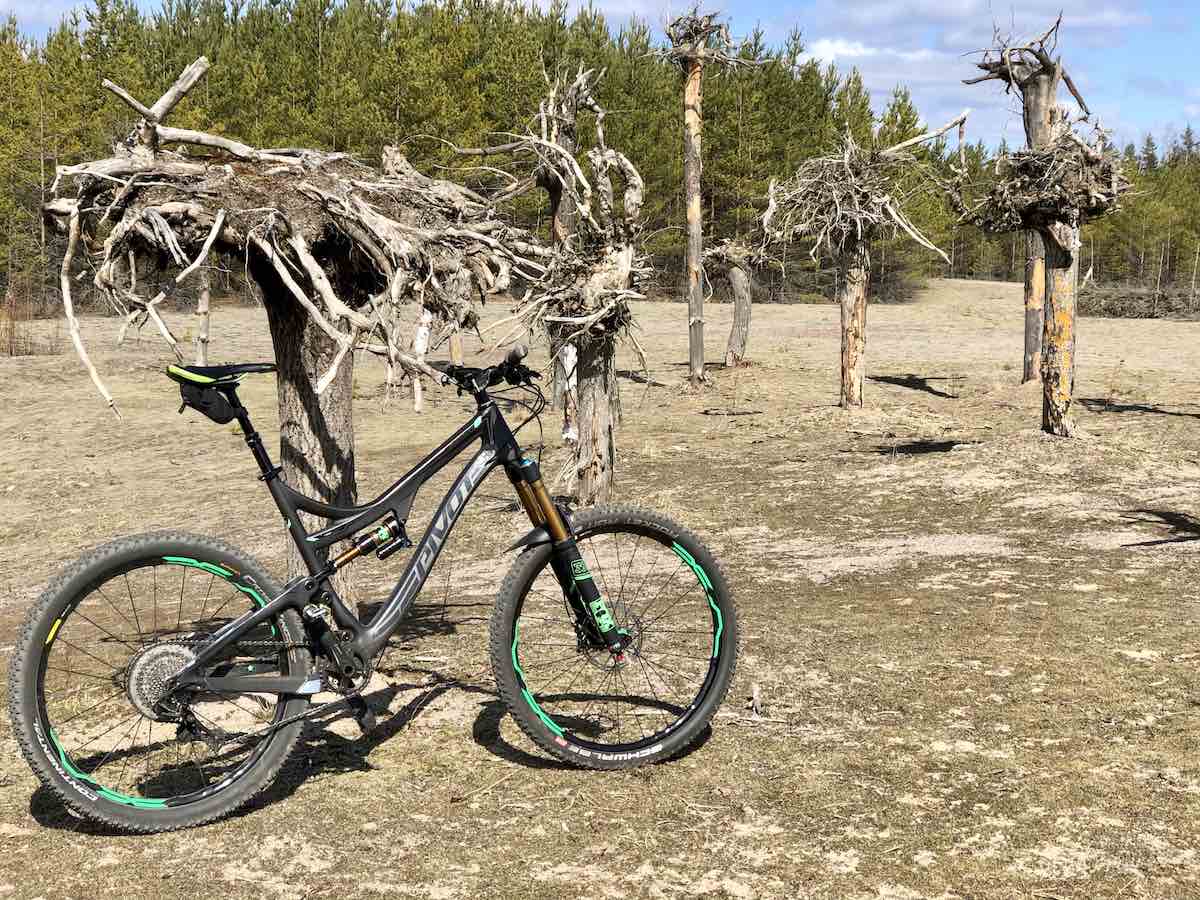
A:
[44, 57, 646, 557]
[761, 112, 969, 409]
[950, 47, 1130, 438]
[965, 15, 1091, 385]
[663, 8, 760, 388]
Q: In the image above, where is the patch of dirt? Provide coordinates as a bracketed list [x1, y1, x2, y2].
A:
[1, 278, 1199, 898]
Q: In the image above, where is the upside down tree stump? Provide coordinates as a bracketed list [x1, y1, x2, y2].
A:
[761, 112, 969, 410]
[838, 243, 870, 408]
[955, 18, 1129, 436]
[45, 56, 641, 567]
[451, 68, 647, 505]
[965, 15, 1091, 384]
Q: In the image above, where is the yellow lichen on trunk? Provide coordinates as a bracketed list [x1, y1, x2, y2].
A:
[1040, 233, 1078, 436]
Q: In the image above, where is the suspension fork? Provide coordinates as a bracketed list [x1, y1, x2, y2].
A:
[508, 459, 631, 654]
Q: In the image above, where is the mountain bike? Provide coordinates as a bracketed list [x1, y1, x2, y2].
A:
[8, 346, 738, 832]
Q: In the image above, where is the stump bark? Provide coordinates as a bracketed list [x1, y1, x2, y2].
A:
[259, 264, 358, 577]
[1020, 67, 1057, 384]
[684, 57, 706, 387]
[838, 243, 870, 408]
[1040, 232, 1078, 436]
[575, 337, 617, 504]
[724, 261, 752, 367]
[1023, 231, 1045, 382]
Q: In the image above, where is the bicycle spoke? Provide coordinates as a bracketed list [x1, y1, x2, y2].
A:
[95, 585, 138, 636]
[45, 665, 116, 683]
[69, 710, 141, 756]
[68, 608, 139, 650]
[54, 638, 122, 675]
[176, 566, 188, 632]
[124, 574, 145, 645]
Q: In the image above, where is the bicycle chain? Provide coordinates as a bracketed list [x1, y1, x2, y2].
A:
[164, 635, 371, 748]
[171, 637, 309, 651]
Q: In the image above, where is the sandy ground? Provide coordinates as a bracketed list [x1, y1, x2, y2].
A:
[0, 278, 1198, 899]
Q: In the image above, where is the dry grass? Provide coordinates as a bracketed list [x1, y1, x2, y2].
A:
[0, 279, 1198, 898]
[0, 292, 62, 358]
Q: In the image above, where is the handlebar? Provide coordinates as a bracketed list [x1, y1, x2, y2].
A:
[432, 343, 540, 396]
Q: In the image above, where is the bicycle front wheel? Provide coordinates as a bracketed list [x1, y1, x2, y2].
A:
[490, 505, 738, 768]
[8, 532, 312, 832]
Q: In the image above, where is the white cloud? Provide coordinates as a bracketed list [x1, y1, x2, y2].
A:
[805, 38, 879, 62]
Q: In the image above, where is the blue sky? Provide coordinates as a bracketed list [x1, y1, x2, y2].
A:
[2, 0, 1191, 150]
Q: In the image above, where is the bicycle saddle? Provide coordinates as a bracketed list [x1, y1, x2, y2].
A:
[166, 362, 277, 386]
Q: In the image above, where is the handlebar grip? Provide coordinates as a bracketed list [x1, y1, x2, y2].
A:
[504, 344, 529, 366]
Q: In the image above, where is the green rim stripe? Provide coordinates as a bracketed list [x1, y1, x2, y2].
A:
[511, 625, 564, 737]
[162, 556, 233, 578]
[49, 729, 167, 809]
[672, 542, 722, 659]
[46, 557, 278, 812]
[161, 557, 276, 636]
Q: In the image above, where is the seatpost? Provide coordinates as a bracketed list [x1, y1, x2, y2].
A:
[227, 390, 279, 481]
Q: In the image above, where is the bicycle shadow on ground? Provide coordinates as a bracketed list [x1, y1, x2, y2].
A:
[28, 663, 495, 834]
[29, 633, 714, 832]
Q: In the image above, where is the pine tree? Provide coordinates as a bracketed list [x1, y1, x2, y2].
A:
[1140, 134, 1159, 172]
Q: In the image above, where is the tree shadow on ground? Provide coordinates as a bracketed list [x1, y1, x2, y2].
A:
[356, 598, 493, 644]
[1080, 399, 1200, 420]
[872, 440, 980, 456]
[617, 369, 669, 386]
[868, 374, 958, 399]
[1121, 509, 1200, 547]
[29, 649, 712, 831]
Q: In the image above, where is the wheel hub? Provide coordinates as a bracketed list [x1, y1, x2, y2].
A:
[125, 642, 196, 721]
[583, 616, 644, 670]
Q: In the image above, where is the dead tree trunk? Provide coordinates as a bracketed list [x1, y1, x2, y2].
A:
[838, 242, 870, 408]
[664, 11, 755, 387]
[724, 260, 751, 367]
[1040, 231, 1077, 436]
[1023, 230, 1046, 382]
[194, 268, 211, 365]
[683, 57, 706, 387]
[965, 17, 1090, 384]
[260, 270, 358, 576]
[576, 337, 617, 504]
[1020, 69, 1056, 383]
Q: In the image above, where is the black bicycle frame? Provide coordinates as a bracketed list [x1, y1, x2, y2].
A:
[172, 389, 555, 696]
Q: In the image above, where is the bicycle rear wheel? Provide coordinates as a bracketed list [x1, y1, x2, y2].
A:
[490, 505, 738, 768]
[8, 532, 311, 832]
